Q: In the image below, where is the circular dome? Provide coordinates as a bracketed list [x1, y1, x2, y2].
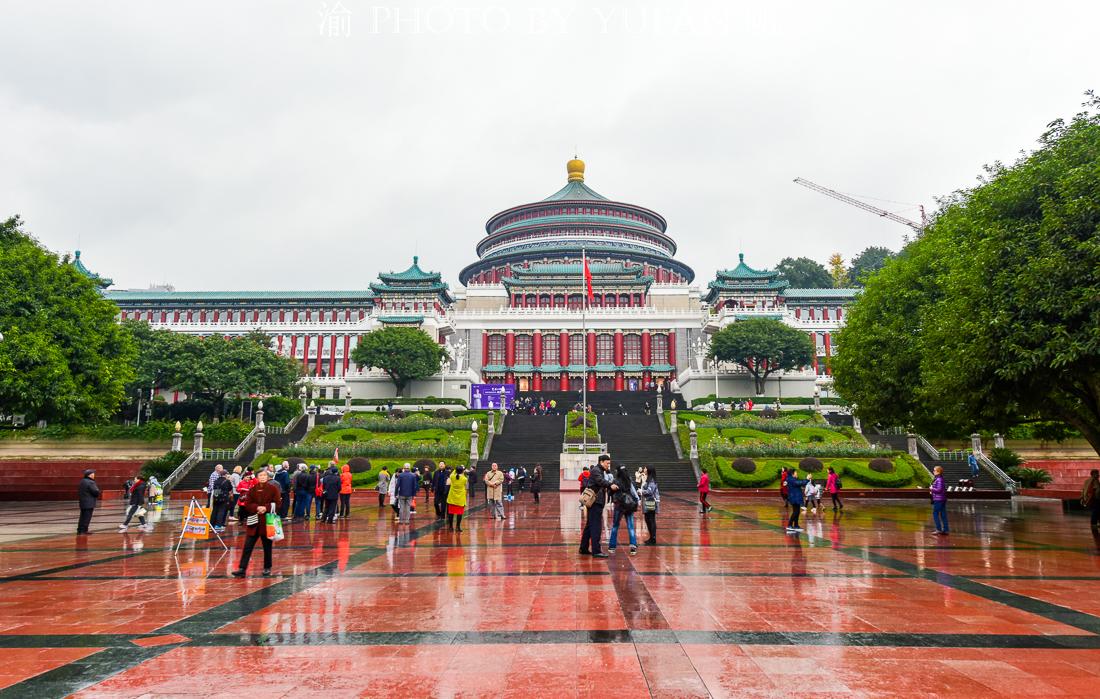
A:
[566, 158, 585, 182]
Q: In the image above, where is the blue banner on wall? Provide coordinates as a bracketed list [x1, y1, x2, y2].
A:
[470, 383, 515, 410]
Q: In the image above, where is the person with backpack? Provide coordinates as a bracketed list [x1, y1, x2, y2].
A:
[321, 465, 341, 523]
[1082, 470, 1100, 529]
[826, 467, 843, 512]
[210, 469, 235, 531]
[930, 465, 949, 535]
[119, 474, 150, 532]
[785, 469, 809, 533]
[291, 464, 310, 520]
[608, 464, 640, 555]
[517, 466, 527, 494]
[579, 455, 613, 558]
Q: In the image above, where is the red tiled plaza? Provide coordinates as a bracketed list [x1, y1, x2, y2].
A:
[0, 492, 1099, 697]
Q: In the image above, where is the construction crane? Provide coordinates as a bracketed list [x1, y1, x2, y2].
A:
[793, 177, 925, 235]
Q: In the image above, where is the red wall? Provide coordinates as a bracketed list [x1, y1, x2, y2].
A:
[1024, 459, 1100, 491]
[0, 460, 144, 501]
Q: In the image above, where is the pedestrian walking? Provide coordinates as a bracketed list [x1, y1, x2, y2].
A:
[339, 464, 353, 518]
[1081, 470, 1100, 529]
[228, 465, 243, 521]
[388, 465, 400, 521]
[826, 466, 843, 512]
[930, 465, 949, 535]
[579, 454, 613, 558]
[505, 468, 516, 501]
[236, 470, 256, 522]
[312, 465, 325, 520]
[446, 467, 468, 531]
[421, 465, 432, 504]
[608, 464, 640, 555]
[785, 469, 809, 533]
[119, 474, 150, 531]
[231, 469, 282, 578]
[77, 469, 100, 534]
[697, 467, 712, 513]
[205, 464, 225, 508]
[531, 463, 543, 504]
[321, 465, 341, 523]
[395, 463, 419, 524]
[485, 462, 505, 520]
[968, 452, 980, 479]
[517, 466, 527, 494]
[641, 466, 659, 545]
[376, 467, 390, 507]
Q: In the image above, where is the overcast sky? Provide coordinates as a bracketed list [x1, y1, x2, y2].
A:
[2, 1, 1096, 291]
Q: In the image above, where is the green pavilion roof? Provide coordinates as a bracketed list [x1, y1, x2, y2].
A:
[377, 256, 442, 283]
[71, 250, 113, 288]
[541, 179, 609, 202]
[370, 256, 454, 303]
[377, 315, 425, 324]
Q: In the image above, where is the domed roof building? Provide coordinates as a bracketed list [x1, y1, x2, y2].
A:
[459, 158, 694, 288]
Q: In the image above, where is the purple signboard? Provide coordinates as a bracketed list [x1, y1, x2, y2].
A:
[470, 383, 515, 410]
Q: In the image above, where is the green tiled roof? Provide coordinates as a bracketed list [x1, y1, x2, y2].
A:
[377, 315, 424, 324]
[71, 250, 113, 288]
[377, 256, 442, 283]
[716, 253, 778, 280]
[784, 288, 859, 299]
[734, 313, 783, 320]
[106, 289, 376, 302]
[542, 180, 609, 202]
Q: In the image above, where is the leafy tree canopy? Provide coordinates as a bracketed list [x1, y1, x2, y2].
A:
[834, 94, 1100, 454]
[848, 246, 896, 287]
[350, 326, 445, 395]
[828, 253, 849, 287]
[168, 329, 301, 414]
[709, 318, 815, 395]
[775, 257, 832, 288]
[0, 216, 135, 422]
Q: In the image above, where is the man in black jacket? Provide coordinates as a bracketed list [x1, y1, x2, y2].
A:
[432, 462, 451, 520]
[321, 465, 342, 523]
[580, 454, 615, 558]
[77, 469, 100, 534]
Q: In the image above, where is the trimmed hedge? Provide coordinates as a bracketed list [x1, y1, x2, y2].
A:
[832, 457, 915, 488]
[715, 457, 783, 487]
[691, 394, 849, 407]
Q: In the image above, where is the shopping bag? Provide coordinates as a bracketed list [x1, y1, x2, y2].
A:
[266, 512, 284, 541]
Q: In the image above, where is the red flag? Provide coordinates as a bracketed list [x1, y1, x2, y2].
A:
[583, 256, 594, 302]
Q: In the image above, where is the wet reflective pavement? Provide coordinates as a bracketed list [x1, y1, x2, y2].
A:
[0, 493, 1099, 697]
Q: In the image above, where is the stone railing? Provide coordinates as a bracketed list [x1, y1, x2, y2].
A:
[978, 453, 1019, 494]
[916, 435, 940, 460]
[163, 451, 203, 492]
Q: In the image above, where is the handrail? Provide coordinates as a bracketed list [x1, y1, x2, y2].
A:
[233, 424, 260, 460]
[978, 453, 1019, 494]
[562, 442, 608, 454]
[916, 435, 940, 460]
[163, 450, 203, 492]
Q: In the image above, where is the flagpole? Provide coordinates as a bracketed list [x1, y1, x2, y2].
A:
[582, 247, 587, 454]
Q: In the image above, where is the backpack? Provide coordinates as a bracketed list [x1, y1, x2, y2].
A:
[619, 490, 639, 514]
[835, 477, 843, 491]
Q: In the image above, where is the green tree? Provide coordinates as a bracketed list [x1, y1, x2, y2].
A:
[123, 319, 189, 394]
[173, 331, 301, 415]
[834, 94, 1100, 455]
[827, 253, 849, 287]
[848, 246, 895, 286]
[351, 326, 446, 395]
[0, 216, 135, 423]
[775, 257, 832, 288]
[709, 318, 815, 395]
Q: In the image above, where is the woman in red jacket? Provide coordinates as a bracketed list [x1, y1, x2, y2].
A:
[235, 470, 256, 521]
[697, 468, 712, 514]
[232, 470, 282, 577]
[339, 464, 353, 519]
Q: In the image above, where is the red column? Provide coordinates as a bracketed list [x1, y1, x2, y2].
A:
[329, 335, 338, 376]
[613, 331, 624, 367]
[301, 335, 311, 372]
[532, 373, 542, 390]
[810, 332, 819, 374]
[667, 331, 676, 374]
[560, 372, 569, 391]
[614, 372, 624, 391]
[587, 371, 596, 391]
[586, 331, 596, 367]
[559, 331, 569, 366]
[641, 331, 652, 366]
[533, 332, 543, 366]
[315, 335, 325, 376]
[505, 371, 515, 385]
[824, 333, 832, 376]
[505, 331, 515, 368]
[794, 308, 801, 319]
[342, 335, 351, 375]
[482, 333, 489, 367]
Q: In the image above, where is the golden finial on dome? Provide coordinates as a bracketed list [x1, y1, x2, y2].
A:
[566, 156, 585, 182]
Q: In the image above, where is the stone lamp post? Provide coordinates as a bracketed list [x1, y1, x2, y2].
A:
[307, 400, 317, 431]
[193, 421, 204, 454]
[171, 421, 183, 452]
[470, 421, 479, 462]
[689, 419, 698, 459]
[255, 420, 266, 456]
[255, 400, 264, 427]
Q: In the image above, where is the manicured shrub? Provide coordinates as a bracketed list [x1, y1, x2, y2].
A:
[388, 408, 407, 419]
[761, 408, 778, 419]
[869, 458, 895, 473]
[341, 432, 358, 442]
[989, 447, 1023, 471]
[414, 458, 435, 471]
[141, 451, 188, 480]
[833, 458, 914, 487]
[714, 408, 730, 418]
[799, 457, 824, 473]
[732, 457, 757, 474]
[434, 408, 454, 419]
[719, 457, 785, 487]
[347, 457, 371, 474]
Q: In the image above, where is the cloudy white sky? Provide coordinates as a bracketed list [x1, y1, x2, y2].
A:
[1, 1, 1096, 291]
